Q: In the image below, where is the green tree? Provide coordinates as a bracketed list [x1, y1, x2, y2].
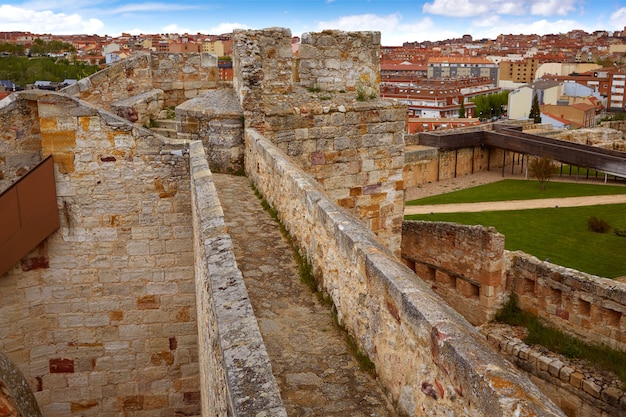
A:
[529, 94, 541, 123]
[471, 90, 509, 120]
[529, 156, 556, 190]
[458, 101, 466, 118]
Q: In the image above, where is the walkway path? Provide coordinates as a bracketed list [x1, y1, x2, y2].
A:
[212, 173, 398, 417]
[404, 170, 626, 215]
[405, 194, 626, 215]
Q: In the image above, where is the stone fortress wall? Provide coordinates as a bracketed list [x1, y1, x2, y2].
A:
[401, 221, 626, 416]
[1, 25, 619, 416]
[63, 52, 221, 128]
[230, 28, 564, 416]
[233, 28, 406, 256]
[243, 127, 563, 416]
[0, 91, 200, 416]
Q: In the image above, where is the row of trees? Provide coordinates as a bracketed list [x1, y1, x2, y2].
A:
[0, 56, 100, 86]
[0, 43, 25, 55]
[28, 39, 76, 56]
[461, 91, 510, 119]
[0, 39, 75, 56]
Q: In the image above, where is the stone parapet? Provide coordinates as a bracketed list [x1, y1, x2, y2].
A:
[508, 252, 626, 351]
[298, 30, 381, 94]
[62, 53, 154, 110]
[245, 127, 565, 417]
[401, 221, 507, 325]
[482, 324, 625, 417]
[63, 52, 220, 113]
[0, 350, 41, 417]
[0, 91, 199, 416]
[111, 88, 164, 126]
[177, 90, 244, 173]
[0, 92, 42, 193]
[189, 141, 286, 417]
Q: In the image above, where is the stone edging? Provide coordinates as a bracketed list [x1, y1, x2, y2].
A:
[480, 324, 626, 415]
[189, 140, 287, 416]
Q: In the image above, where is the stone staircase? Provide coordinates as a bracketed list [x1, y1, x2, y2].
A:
[151, 119, 178, 138]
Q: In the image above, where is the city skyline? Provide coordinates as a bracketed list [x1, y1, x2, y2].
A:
[1, 0, 626, 46]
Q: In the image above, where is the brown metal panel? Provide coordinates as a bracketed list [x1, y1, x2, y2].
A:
[0, 188, 20, 243]
[0, 156, 59, 277]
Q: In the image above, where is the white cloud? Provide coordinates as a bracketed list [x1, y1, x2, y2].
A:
[422, 0, 491, 18]
[423, 0, 582, 18]
[484, 19, 582, 37]
[0, 5, 104, 34]
[529, 0, 578, 16]
[497, 2, 524, 15]
[206, 22, 251, 35]
[316, 13, 402, 32]
[472, 15, 503, 29]
[609, 7, 626, 30]
[110, 2, 199, 14]
[162, 24, 191, 34]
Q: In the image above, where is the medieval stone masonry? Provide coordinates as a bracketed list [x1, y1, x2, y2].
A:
[0, 26, 623, 417]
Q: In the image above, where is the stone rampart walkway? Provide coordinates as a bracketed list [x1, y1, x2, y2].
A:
[212, 173, 398, 417]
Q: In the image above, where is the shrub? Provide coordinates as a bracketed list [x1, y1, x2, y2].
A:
[614, 227, 626, 237]
[588, 216, 611, 233]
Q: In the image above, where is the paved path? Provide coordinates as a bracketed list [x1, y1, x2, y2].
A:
[213, 173, 398, 417]
[405, 194, 626, 215]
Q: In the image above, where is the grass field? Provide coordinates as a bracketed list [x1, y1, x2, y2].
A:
[406, 179, 626, 206]
[405, 180, 626, 278]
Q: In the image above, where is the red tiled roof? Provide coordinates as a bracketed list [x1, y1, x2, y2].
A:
[428, 56, 495, 64]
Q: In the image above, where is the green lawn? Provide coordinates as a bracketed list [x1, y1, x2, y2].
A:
[406, 179, 626, 206]
[405, 180, 626, 278]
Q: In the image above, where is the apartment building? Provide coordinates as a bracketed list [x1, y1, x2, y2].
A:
[380, 62, 427, 83]
[508, 80, 562, 120]
[427, 56, 499, 85]
[499, 58, 538, 84]
[541, 103, 596, 128]
[608, 69, 626, 111]
[202, 39, 225, 56]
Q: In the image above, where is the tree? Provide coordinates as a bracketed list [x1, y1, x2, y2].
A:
[529, 94, 541, 123]
[458, 101, 466, 118]
[470, 90, 509, 120]
[529, 156, 556, 190]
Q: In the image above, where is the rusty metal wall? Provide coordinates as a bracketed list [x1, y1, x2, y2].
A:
[0, 155, 59, 276]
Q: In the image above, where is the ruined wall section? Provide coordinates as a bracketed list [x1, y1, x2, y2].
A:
[401, 221, 507, 325]
[400, 222, 626, 351]
[150, 53, 220, 108]
[233, 28, 405, 255]
[483, 326, 625, 417]
[232, 28, 294, 132]
[62, 53, 153, 112]
[508, 252, 626, 352]
[299, 30, 381, 95]
[0, 91, 199, 417]
[245, 128, 565, 417]
[63, 52, 220, 120]
[0, 93, 42, 193]
[176, 89, 244, 174]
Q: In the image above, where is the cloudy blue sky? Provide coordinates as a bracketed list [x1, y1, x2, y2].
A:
[1, 0, 626, 45]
